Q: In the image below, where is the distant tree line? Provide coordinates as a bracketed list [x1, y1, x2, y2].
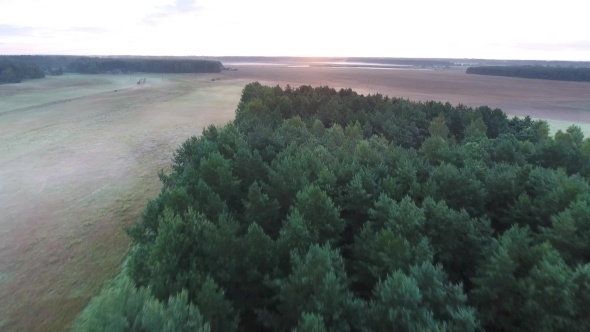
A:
[48, 67, 64, 76]
[467, 65, 590, 82]
[0, 55, 75, 69]
[67, 58, 223, 74]
[466, 59, 590, 67]
[0, 59, 45, 84]
[196, 57, 590, 67]
[0, 56, 223, 75]
[75, 83, 590, 331]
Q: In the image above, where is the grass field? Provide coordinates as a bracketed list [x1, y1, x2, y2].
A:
[0, 73, 243, 331]
[1, 65, 590, 331]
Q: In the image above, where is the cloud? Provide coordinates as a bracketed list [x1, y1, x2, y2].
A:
[0, 24, 38, 36]
[143, 0, 204, 26]
[0, 24, 113, 54]
[513, 41, 590, 53]
[0, 24, 109, 37]
[69, 27, 110, 34]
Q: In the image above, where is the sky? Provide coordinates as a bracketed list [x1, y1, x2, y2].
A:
[0, 0, 589, 60]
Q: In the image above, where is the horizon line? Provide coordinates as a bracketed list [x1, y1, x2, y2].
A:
[2, 54, 590, 62]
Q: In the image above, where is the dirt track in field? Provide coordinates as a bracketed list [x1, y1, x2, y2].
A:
[1, 65, 590, 331]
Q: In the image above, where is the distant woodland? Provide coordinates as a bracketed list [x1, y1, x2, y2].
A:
[0, 59, 45, 84]
[66, 58, 223, 74]
[75, 83, 590, 331]
[0, 55, 75, 69]
[467, 65, 590, 82]
[0, 56, 223, 77]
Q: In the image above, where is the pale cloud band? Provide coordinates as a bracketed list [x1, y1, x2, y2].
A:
[0, 0, 588, 60]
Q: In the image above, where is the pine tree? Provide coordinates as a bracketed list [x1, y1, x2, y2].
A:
[464, 118, 488, 140]
[353, 222, 416, 293]
[243, 181, 280, 236]
[268, 151, 311, 210]
[423, 163, 487, 217]
[265, 244, 361, 331]
[540, 198, 590, 265]
[293, 313, 327, 332]
[421, 197, 492, 283]
[191, 278, 239, 332]
[470, 226, 533, 330]
[198, 152, 241, 207]
[293, 184, 345, 245]
[72, 277, 212, 332]
[428, 115, 450, 139]
[345, 120, 363, 140]
[365, 262, 478, 332]
[420, 136, 451, 166]
[368, 195, 425, 245]
[278, 209, 319, 257]
[565, 125, 584, 146]
[311, 119, 326, 137]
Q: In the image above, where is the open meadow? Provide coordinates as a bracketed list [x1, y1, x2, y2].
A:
[2, 64, 590, 331]
[0, 73, 243, 331]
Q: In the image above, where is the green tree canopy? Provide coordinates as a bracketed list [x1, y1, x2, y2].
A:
[78, 83, 590, 332]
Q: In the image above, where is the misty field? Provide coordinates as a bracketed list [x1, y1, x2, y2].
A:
[1, 65, 590, 331]
[0, 73, 243, 331]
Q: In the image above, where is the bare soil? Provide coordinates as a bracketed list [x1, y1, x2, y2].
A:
[228, 65, 590, 124]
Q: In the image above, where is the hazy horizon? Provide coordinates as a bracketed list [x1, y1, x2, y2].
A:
[1, 0, 589, 61]
[3, 55, 590, 63]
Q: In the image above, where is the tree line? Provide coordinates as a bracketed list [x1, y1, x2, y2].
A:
[0, 55, 75, 69]
[74, 83, 590, 331]
[48, 67, 64, 76]
[67, 58, 223, 74]
[0, 59, 45, 84]
[466, 65, 590, 82]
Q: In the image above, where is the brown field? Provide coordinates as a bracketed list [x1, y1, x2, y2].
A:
[1, 64, 590, 331]
[228, 65, 590, 125]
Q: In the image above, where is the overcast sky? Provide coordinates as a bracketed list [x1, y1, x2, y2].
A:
[0, 0, 588, 60]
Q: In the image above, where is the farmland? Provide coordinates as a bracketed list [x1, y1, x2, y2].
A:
[227, 64, 590, 128]
[2, 64, 590, 331]
[0, 73, 242, 331]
